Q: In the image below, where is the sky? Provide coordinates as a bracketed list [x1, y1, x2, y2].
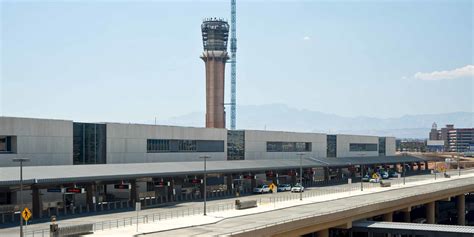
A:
[1, 0, 473, 124]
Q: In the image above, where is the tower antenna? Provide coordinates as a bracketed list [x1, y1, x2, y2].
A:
[230, 0, 237, 130]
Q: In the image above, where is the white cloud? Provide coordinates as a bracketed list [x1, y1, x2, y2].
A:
[303, 36, 311, 41]
[413, 65, 474, 81]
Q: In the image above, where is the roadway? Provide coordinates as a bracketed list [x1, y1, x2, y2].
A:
[1, 169, 472, 237]
[142, 172, 474, 236]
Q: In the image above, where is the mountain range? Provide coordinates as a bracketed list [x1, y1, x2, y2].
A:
[155, 104, 473, 139]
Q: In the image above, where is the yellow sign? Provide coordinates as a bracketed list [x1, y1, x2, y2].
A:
[22, 207, 32, 221]
[269, 183, 276, 192]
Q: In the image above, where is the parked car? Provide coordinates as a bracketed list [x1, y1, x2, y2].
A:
[253, 185, 270, 194]
[369, 178, 380, 183]
[291, 184, 304, 193]
[277, 184, 292, 192]
[389, 171, 399, 178]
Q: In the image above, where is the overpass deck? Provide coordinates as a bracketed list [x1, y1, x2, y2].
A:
[80, 170, 474, 237]
[352, 221, 474, 237]
[143, 175, 474, 237]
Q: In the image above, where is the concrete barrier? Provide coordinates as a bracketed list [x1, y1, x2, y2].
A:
[380, 181, 391, 187]
[235, 199, 257, 210]
[50, 223, 93, 237]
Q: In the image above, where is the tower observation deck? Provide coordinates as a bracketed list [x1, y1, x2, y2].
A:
[201, 18, 230, 129]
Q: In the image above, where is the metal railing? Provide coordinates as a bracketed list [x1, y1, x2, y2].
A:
[24, 202, 236, 237]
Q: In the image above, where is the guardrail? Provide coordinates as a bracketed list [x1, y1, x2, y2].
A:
[23, 168, 474, 237]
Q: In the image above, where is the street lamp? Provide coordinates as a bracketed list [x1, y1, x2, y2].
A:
[403, 162, 406, 185]
[199, 155, 210, 216]
[296, 153, 304, 201]
[457, 153, 461, 177]
[13, 158, 30, 237]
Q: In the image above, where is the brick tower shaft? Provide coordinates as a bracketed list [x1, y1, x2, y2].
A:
[201, 51, 228, 128]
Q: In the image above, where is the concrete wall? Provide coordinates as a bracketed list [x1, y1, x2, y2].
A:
[243, 130, 327, 160]
[106, 123, 227, 163]
[0, 117, 73, 167]
[385, 137, 396, 156]
[336, 134, 379, 157]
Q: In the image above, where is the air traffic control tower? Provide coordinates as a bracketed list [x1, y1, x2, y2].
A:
[201, 18, 229, 129]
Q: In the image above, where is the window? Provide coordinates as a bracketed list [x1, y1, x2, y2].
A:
[227, 130, 245, 160]
[349, 143, 378, 152]
[179, 140, 197, 152]
[378, 137, 386, 156]
[73, 123, 107, 165]
[266, 142, 311, 152]
[147, 139, 170, 152]
[327, 135, 337, 157]
[147, 139, 224, 153]
[0, 136, 15, 153]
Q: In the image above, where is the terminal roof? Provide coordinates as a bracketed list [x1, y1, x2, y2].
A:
[0, 155, 427, 186]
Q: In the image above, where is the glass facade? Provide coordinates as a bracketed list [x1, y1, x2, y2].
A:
[266, 142, 312, 152]
[327, 135, 337, 157]
[147, 139, 224, 153]
[349, 143, 378, 152]
[378, 137, 386, 156]
[227, 130, 245, 160]
[73, 123, 107, 165]
[0, 136, 12, 152]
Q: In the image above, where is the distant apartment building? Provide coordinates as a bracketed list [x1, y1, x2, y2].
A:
[428, 122, 474, 152]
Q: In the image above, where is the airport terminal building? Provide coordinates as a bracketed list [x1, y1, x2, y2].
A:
[1, 116, 430, 223]
[0, 116, 396, 167]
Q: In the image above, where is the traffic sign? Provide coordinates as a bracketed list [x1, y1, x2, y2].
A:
[22, 207, 32, 221]
[269, 183, 276, 192]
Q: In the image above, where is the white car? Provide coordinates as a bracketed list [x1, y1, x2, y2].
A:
[253, 185, 270, 194]
[277, 184, 292, 192]
[291, 184, 304, 193]
[369, 178, 380, 183]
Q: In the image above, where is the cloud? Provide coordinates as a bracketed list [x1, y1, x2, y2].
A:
[413, 65, 474, 81]
[303, 36, 311, 41]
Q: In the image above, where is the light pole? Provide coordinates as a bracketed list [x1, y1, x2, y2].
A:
[457, 153, 461, 177]
[296, 153, 304, 201]
[13, 158, 30, 237]
[199, 155, 210, 216]
[403, 162, 406, 185]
